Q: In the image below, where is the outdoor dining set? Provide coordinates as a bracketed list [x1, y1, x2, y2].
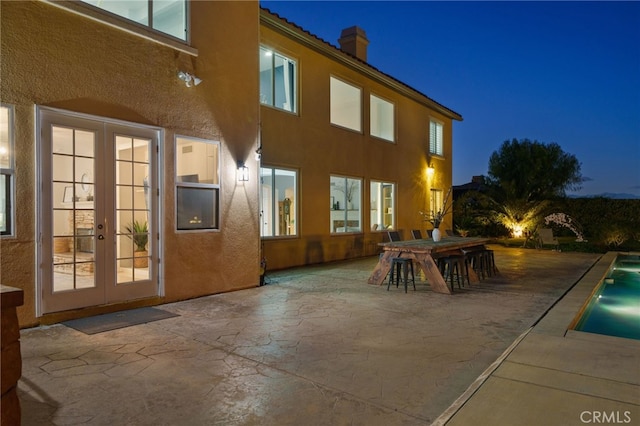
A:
[367, 230, 498, 294]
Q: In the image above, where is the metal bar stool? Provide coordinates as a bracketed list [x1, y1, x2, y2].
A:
[437, 255, 464, 291]
[387, 256, 415, 293]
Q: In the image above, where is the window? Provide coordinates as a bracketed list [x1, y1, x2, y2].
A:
[430, 188, 443, 218]
[370, 95, 394, 142]
[429, 120, 443, 156]
[175, 137, 219, 230]
[330, 77, 362, 132]
[81, 0, 187, 40]
[260, 167, 297, 237]
[0, 105, 14, 236]
[370, 181, 395, 231]
[260, 47, 297, 113]
[330, 176, 361, 233]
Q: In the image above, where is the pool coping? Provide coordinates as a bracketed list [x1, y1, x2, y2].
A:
[436, 251, 640, 425]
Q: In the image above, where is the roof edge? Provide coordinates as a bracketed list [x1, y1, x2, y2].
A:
[260, 8, 463, 122]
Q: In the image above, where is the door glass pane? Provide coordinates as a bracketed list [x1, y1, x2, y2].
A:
[52, 127, 96, 292]
[116, 136, 151, 284]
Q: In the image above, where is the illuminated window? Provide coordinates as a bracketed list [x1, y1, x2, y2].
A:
[0, 105, 14, 236]
[330, 77, 362, 132]
[260, 47, 297, 113]
[260, 167, 297, 237]
[429, 120, 443, 156]
[175, 137, 220, 231]
[81, 0, 187, 40]
[370, 95, 394, 142]
[370, 181, 395, 231]
[430, 188, 443, 218]
[330, 176, 362, 233]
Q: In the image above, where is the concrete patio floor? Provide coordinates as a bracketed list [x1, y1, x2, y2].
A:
[18, 246, 639, 425]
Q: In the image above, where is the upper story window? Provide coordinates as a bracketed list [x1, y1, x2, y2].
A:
[330, 77, 362, 132]
[260, 47, 297, 113]
[0, 105, 14, 236]
[370, 95, 394, 142]
[260, 167, 297, 237]
[175, 137, 220, 231]
[81, 0, 187, 40]
[429, 120, 444, 156]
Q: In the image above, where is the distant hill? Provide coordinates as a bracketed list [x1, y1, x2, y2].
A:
[568, 193, 640, 200]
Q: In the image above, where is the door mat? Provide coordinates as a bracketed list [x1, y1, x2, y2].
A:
[62, 307, 179, 335]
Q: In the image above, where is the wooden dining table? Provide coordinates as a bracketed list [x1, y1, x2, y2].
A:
[367, 236, 492, 294]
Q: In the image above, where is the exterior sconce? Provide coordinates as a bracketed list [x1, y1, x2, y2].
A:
[254, 145, 262, 161]
[237, 161, 249, 182]
[427, 165, 435, 178]
[177, 71, 202, 87]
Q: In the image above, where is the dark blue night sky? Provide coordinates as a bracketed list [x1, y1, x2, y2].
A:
[261, 1, 640, 198]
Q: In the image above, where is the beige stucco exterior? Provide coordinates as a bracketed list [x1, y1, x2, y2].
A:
[0, 1, 460, 327]
[259, 11, 461, 271]
[1, 0, 260, 327]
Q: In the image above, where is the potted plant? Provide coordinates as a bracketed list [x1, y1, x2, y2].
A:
[125, 220, 148, 268]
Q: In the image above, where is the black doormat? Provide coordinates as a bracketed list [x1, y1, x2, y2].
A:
[62, 307, 179, 335]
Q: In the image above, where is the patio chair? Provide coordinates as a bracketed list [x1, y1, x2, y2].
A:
[387, 230, 402, 242]
[538, 228, 560, 251]
[411, 229, 423, 239]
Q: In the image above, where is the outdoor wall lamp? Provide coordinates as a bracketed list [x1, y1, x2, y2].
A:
[254, 145, 262, 161]
[427, 165, 435, 178]
[237, 161, 249, 182]
[177, 71, 202, 87]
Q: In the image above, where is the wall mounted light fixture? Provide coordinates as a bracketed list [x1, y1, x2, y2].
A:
[237, 161, 249, 182]
[427, 165, 435, 178]
[254, 145, 262, 161]
[177, 71, 202, 87]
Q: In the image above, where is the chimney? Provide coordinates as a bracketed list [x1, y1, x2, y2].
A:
[338, 26, 369, 62]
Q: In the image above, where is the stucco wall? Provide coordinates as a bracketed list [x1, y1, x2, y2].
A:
[259, 21, 456, 270]
[0, 0, 260, 326]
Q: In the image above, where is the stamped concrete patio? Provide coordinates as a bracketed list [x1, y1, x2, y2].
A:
[18, 246, 639, 425]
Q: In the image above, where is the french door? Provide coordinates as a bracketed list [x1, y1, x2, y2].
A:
[38, 108, 160, 314]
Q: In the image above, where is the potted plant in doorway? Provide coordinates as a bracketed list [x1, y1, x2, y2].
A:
[125, 220, 149, 268]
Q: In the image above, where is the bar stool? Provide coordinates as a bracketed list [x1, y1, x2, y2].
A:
[483, 249, 497, 276]
[387, 256, 415, 293]
[463, 247, 486, 280]
[437, 254, 465, 291]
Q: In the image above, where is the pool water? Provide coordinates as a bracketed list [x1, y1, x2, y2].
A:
[574, 254, 640, 341]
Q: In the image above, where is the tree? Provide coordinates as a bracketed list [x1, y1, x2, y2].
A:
[487, 138, 582, 202]
[482, 138, 583, 243]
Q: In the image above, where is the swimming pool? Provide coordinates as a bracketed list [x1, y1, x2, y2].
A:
[572, 254, 640, 341]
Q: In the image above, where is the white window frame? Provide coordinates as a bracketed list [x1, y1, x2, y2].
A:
[330, 76, 362, 132]
[429, 119, 444, 156]
[260, 166, 298, 238]
[80, 0, 188, 41]
[430, 188, 443, 219]
[260, 46, 298, 113]
[0, 104, 15, 237]
[330, 175, 362, 234]
[370, 94, 395, 142]
[370, 180, 395, 231]
[175, 136, 220, 232]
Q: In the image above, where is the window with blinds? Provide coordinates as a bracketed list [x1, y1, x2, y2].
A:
[429, 120, 443, 156]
